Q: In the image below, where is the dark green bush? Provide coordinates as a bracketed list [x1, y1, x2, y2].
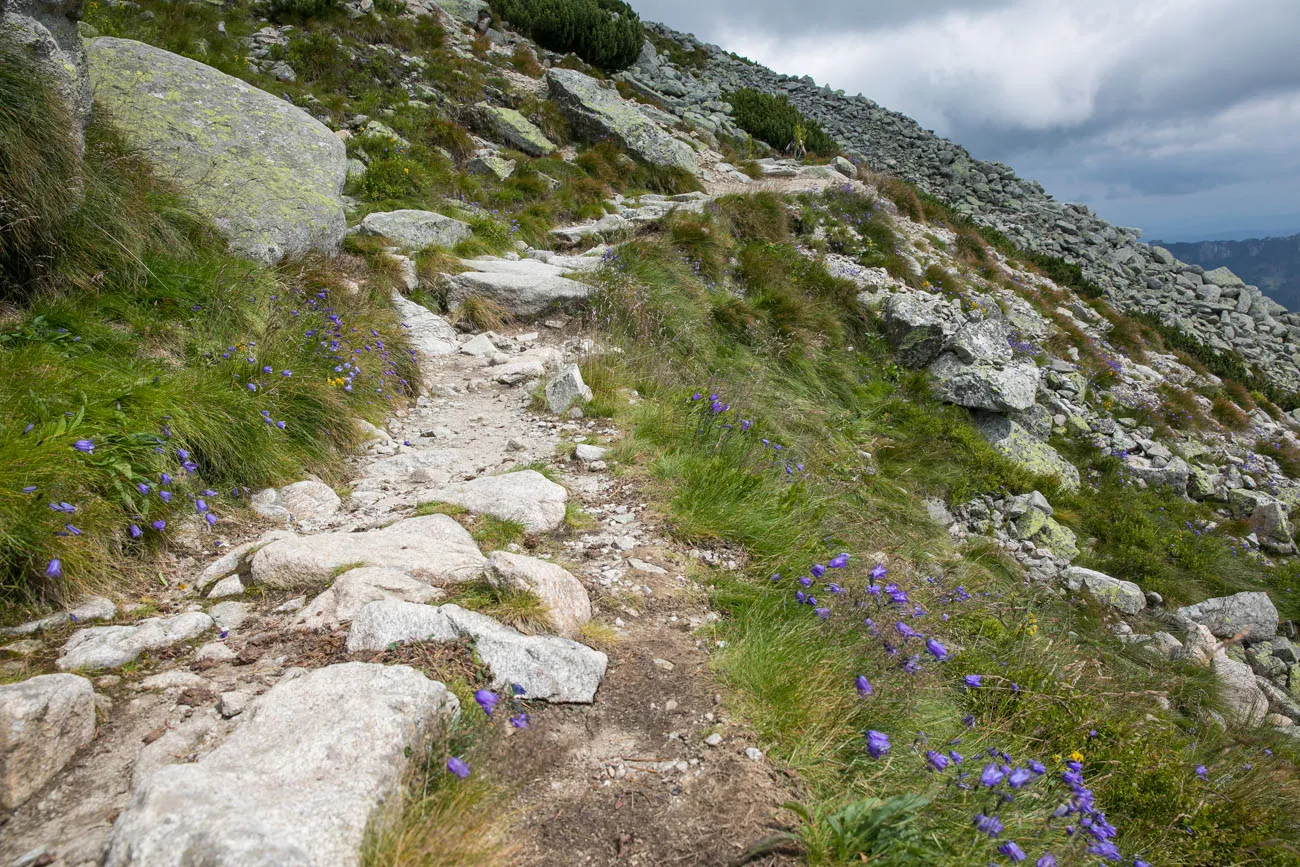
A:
[726, 88, 836, 157]
[490, 0, 643, 72]
[265, 0, 337, 23]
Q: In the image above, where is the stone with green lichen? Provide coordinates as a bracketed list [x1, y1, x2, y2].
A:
[1032, 517, 1079, 561]
[975, 413, 1080, 493]
[474, 103, 556, 157]
[87, 37, 346, 264]
[468, 152, 516, 180]
[546, 68, 698, 175]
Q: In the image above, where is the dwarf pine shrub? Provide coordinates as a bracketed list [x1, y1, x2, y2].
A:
[489, 0, 644, 72]
[726, 88, 836, 156]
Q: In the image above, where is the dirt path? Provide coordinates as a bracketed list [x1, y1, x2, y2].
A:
[1, 316, 795, 866]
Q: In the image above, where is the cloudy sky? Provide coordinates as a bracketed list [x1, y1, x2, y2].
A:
[632, 0, 1300, 242]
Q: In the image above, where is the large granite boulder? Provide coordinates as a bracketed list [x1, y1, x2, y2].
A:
[1063, 567, 1145, 615]
[475, 103, 556, 156]
[391, 291, 458, 357]
[1, 0, 91, 144]
[0, 673, 95, 809]
[546, 68, 698, 174]
[1177, 592, 1279, 643]
[87, 37, 347, 264]
[1212, 651, 1268, 727]
[104, 663, 459, 867]
[975, 414, 1081, 492]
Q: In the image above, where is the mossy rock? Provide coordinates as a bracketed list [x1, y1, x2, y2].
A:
[475, 103, 556, 157]
[546, 68, 698, 175]
[975, 413, 1080, 493]
[87, 37, 346, 264]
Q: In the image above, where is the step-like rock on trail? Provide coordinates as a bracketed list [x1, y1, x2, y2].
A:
[428, 468, 569, 533]
[103, 663, 459, 867]
[346, 600, 608, 703]
[0, 674, 96, 810]
[248, 513, 487, 589]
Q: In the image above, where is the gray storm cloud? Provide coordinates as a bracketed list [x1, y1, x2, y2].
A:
[633, 0, 1300, 240]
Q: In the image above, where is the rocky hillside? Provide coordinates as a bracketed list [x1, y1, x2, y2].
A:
[1157, 232, 1300, 312]
[2, 1, 1300, 866]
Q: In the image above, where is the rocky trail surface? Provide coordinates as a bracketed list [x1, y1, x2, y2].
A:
[0, 280, 793, 866]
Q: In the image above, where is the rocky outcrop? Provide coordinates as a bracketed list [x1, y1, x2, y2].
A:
[103, 663, 459, 867]
[294, 567, 446, 631]
[0, 673, 95, 809]
[546, 68, 699, 175]
[87, 37, 347, 264]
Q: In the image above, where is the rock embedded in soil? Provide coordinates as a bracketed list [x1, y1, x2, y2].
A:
[545, 364, 593, 415]
[356, 209, 472, 252]
[104, 663, 459, 867]
[486, 552, 592, 637]
[347, 601, 607, 703]
[0, 674, 96, 809]
[294, 567, 446, 632]
[430, 470, 567, 534]
[248, 515, 486, 590]
[56, 612, 214, 672]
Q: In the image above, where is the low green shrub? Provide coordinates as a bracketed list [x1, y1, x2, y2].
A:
[489, 0, 643, 71]
[726, 88, 836, 157]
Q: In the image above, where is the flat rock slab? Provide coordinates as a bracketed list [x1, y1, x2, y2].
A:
[446, 258, 591, 317]
[103, 663, 459, 867]
[57, 613, 213, 672]
[249, 515, 486, 590]
[431, 470, 567, 534]
[347, 602, 607, 703]
[393, 292, 458, 357]
[357, 209, 471, 252]
[547, 68, 698, 175]
[0, 596, 116, 637]
[0, 674, 96, 809]
[88, 38, 346, 264]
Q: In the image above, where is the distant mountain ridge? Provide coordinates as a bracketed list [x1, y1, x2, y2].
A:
[1155, 233, 1300, 312]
